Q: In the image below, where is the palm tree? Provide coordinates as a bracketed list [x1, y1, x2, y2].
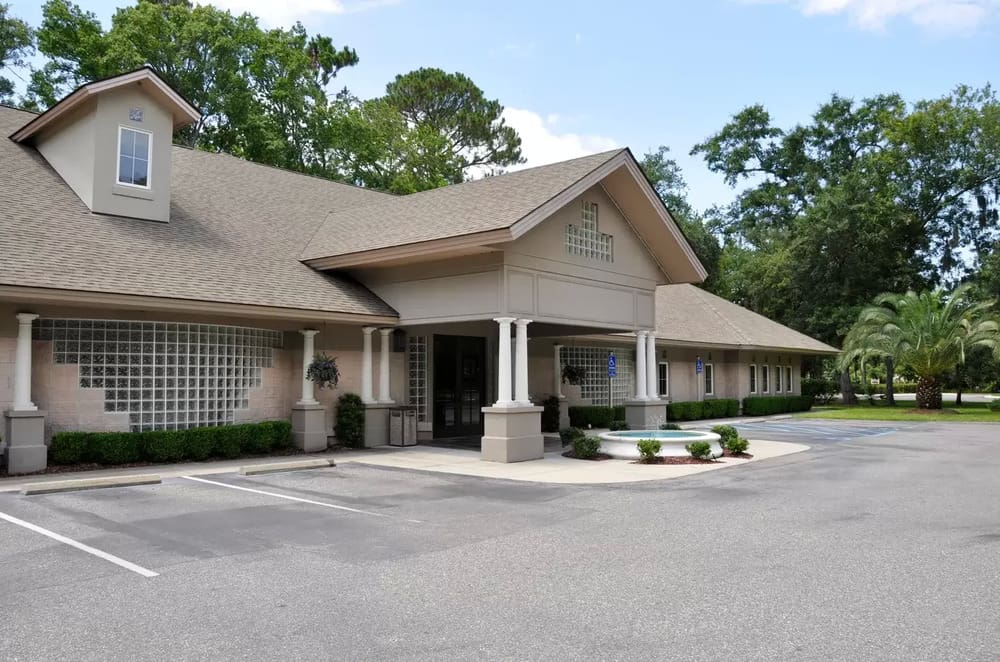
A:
[839, 285, 1000, 409]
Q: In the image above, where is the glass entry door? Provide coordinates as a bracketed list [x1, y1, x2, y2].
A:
[433, 335, 486, 438]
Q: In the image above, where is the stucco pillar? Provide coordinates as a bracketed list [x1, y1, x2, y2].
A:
[514, 319, 531, 406]
[5, 312, 47, 474]
[646, 331, 658, 401]
[493, 317, 515, 407]
[297, 329, 319, 406]
[361, 326, 376, 404]
[378, 328, 394, 404]
[13, 313, 38, 411]
[634, 330, 648, 401]
[553, 344, 563, 398]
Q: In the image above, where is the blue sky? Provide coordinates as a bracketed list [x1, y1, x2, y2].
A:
[7, 0, 999, 209]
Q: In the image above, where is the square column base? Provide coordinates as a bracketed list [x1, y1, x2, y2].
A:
[625, 400, 668, 430]
[291, 404, 328, 452]
[481, 406, 544, 463]
[4, 410, 47, 475]
[363, 404, 394, 448]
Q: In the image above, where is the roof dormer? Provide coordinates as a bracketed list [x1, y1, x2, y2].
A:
[9, 67, 200, 223]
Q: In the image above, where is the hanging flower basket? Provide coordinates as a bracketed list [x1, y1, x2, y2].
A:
[562, 364, 587, 386]
[306, 353, 340, 390]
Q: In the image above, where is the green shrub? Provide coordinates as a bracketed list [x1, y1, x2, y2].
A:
[741, 395, 814, 416]
[685, 440, 713, 460]
[541, 396, 561, 433]
[573, 435, 602, 459]
[608, 420, 629, 431]
[49, 432, 90, 465]
[334, 393, 366, 448]
[48, 420, 293, 466]
[726, 436, 750, 454]
[711, 424, 739, 447]
[801, 378, 838, 404]
[636, 438, 661, 462]
[659, 422, 681, 430]
[989, 401, 1000, 412]
[559, 427, 585, 446]
[568, 406, 626, 429]
[667, 400, 703, 421]
[144, 429, 188, 463]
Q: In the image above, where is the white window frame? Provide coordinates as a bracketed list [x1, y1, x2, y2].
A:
[704, 362, 714, 396]
[786, 365, 794, 393]
[749, 364, 757, 394]
[761, 365, 770, 394]
[658, 361, 669, 398]
[116, 125, 152, 189]
[774, 364, 782, 393]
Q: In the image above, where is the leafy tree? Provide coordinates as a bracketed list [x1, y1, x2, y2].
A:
[28, 0, 356, 163]
[839, 286, 1000, 409]
[639, 146, 722, 290]
[0, 3, 33, 103]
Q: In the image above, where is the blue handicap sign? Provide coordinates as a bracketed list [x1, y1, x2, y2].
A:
[696, 357, 703, 374]
[607, 353, 617, 378]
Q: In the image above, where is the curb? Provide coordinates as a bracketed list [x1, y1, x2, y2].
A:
[21, 474, 162, 495]
[237, 458, 334, 476]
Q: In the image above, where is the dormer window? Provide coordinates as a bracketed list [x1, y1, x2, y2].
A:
[117, 126, 151, 188]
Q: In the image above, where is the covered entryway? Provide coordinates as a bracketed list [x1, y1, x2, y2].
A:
[432, 335, 487, 439]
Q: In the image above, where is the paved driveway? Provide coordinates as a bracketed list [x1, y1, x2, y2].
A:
[733, 418, 910, 443]
[1, 422, 998, 661]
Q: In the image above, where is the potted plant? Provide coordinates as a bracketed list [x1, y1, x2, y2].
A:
[306, 353, 340, 390]
[561, 364, 586, 386]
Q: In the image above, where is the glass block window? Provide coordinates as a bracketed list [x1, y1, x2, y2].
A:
[33, 319, 282, 432]
[407, 335, 427, 422]
[565, 201, 613, 262]
[560, 346, 634, 406]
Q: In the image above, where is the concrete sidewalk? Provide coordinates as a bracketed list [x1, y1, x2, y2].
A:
[0, 438, 808, 490]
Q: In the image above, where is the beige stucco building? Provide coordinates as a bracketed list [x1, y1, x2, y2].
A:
[0, 68, 836, 473]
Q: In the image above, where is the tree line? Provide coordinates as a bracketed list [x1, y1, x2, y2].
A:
[3, 0, 999, 395]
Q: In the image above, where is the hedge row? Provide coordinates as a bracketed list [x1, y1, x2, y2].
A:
[568, 405, 626, 429]
[49, 420, 293, 466]
[742, 395, 814, 416]
[666, 399, 740, 421]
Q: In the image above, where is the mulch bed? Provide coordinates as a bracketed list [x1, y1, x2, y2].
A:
[633, 456, 719, 465]
[723, 449, 754, 459]
[562, 450, 614, 461]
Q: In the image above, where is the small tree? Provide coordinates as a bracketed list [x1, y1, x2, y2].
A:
[839, 285, 1000, 409]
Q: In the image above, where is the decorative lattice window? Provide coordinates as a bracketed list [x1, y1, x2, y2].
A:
[33, 319, 282, 432]
[560, 346, 634, 406]
[565, 201, 613, 262]
[407, 335, 427, 422]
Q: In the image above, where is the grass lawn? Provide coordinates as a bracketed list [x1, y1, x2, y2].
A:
[801, 400, 1000, 422]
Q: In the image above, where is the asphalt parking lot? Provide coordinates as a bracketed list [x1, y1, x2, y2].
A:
[2, 420, 999, 661]
[732, 418, 909, 443]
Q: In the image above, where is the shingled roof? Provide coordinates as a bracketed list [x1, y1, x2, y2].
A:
[655, 284, 838, 354]
[300, 149, 626, 261]
[0, 105, 397, 319]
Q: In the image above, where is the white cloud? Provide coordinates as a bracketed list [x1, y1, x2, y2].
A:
[751, 0, 1000, 32]
[502, 108, 619, 170]
[198, 0, 400, 26]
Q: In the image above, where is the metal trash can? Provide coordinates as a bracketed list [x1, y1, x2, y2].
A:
[389, 406, 418, 446]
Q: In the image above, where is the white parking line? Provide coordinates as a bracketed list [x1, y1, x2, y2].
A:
[0, 511, 158, 578]
[182, 476, 422, 523]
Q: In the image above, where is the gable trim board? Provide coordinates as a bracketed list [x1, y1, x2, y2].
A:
[10, 67, 201, 143]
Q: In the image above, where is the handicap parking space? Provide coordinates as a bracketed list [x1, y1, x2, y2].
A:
[0, 463, 578, 593]
[733, 419, 907, 444]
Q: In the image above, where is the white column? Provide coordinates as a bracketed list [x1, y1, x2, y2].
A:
[553, 344, 564, 399]
[297, 329, 319, 406]
[361, 326, 376, 404]
[646, 331, 658, 401]
[514, 319, 531, 406]
[493, 317, 515, 407]
[12, 313, 39, 411]
[378, 328, 394, 404]
[634, 330, 648, 401]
